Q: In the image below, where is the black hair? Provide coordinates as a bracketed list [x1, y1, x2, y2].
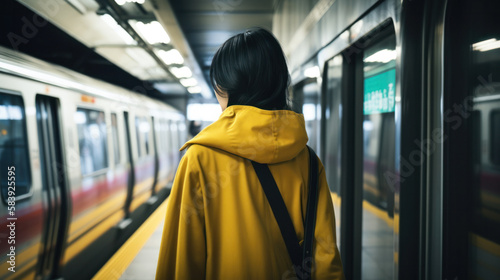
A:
[210, 27, 290, 110]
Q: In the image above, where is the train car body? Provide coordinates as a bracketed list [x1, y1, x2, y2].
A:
[274, 0, 500, 279]
[0, 46, 185, 280]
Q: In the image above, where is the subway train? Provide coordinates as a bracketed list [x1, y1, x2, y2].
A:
[0, 46, 186, 279]
[276, 0, 500, 279]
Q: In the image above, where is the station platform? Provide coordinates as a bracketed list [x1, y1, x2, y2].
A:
[92, 199, 168, 280]
[90, 192, 394, 280]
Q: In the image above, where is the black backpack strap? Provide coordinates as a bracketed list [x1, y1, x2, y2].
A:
[302, 146, 319, 278]
[251, 160, 303, 269]
[251, 146, 319, 280]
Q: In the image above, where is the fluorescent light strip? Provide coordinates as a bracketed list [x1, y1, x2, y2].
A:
[304, 66, 320, 78]
[187, 86, 201, 94]
[132, 21, 170, 45]
[156, 49, 184, 65]
[115, 0, 145, 5]
[473, 38, 500, 52]
[180, 78, 197, 87]
[364, 49, 396, 63]
[170, 66, 192, 78]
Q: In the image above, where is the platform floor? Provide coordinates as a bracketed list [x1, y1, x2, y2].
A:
[95, 192, 394, 280]
[119, 221, 164, 280]
[92, 199, 167, 280]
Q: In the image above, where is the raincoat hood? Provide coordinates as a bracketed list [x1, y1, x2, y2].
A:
[181, 105, 308, 164]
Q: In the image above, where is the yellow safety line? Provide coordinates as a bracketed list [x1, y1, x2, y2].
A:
[393, 212, 400, 235]
[363, 183, 380, 197]
[362, 200, 394, 228]
[329, 190, 395, 230]
[92, 198, 169, 280]
[330, 192, 342, 208]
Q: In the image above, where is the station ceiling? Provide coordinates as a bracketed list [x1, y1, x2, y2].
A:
[170, 0, 274, 87]
[1, 0, 276, 105]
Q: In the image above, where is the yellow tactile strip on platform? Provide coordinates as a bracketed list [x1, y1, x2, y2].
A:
[92, 198, 168, 280]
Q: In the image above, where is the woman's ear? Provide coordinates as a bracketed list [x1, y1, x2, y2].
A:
[216, 90, 229, 111]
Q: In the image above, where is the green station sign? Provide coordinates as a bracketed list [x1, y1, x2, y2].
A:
[363, 68, 396, 114]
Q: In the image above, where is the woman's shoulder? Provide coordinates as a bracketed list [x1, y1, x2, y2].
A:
[183, 144, 239, 162]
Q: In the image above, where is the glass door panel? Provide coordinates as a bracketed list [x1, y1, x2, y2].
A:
[360, 34, 396, 280]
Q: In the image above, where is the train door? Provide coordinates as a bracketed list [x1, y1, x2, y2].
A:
[122, 111, 134, 220]
[353, 29, 398, 280]
[165, 119, 174, 182]
[35, 95, 69, 279]
[322, 54, 350, 264]
[442, 0, 500, 279]
[170, 120, 179, 170]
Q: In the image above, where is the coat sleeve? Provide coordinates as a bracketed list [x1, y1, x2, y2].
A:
[156, 151, 206, 279]
[312, 162, 345, 280]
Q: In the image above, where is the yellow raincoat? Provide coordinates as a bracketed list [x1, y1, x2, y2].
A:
[156, 105, 344, 279]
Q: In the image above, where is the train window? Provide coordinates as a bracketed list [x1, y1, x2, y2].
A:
[491, 110, 500, 166]
[111, 113, 120, 165]
[135, 116, 151, 156]
[0, 92, 31, 201]
[135, 116, 142, 157]
[75, 108, 108, 175]
[324, 55, 343, 246]
[163, 119, 170, 154]
[162, 120, 172, 155]
[171, 121, 178, 149]
[143, 117, 150, 155]
[178, 120, 186, 146]
[170, 120, 179, 162]
[157, 119, 163, 152]
[360, 33, 396, 280]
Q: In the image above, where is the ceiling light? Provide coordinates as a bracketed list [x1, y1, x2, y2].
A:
[187, 86, 202, 94]
[115, 0, 145, 5]
[364, 49, 396, 63]
[170, 66, 192, 78]
[304, 66, 320, 78]
[473, 38, 500, 52]
[156, 49, 184, 65]
[131, 20, 170, 45]
[180, 78, 197, 87]
[100, 14, 135, 45]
